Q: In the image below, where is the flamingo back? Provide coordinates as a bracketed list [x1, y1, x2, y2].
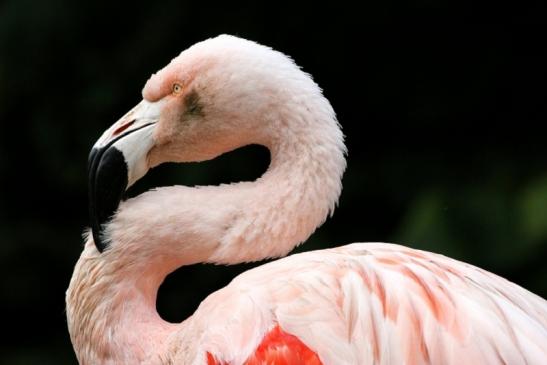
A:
[185, 243, 547, 365]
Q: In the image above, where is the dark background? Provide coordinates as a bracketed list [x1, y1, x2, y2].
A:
[1, 1, 546, 363]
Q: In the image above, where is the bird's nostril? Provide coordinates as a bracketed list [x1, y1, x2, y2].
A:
[112, 119, 136, 136]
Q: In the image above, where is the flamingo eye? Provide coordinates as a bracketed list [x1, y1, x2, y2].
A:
[172, 83, 183, 94]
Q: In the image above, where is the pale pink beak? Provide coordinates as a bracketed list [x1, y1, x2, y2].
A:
[88, 99, 163, 252]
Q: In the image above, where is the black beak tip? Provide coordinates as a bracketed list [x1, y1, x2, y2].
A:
[88, 146, 128, 253]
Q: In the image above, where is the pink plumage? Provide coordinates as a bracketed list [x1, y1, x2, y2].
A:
[207, 325, 323, 365]
[66, 35, 547, 364]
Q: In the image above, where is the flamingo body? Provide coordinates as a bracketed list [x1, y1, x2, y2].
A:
[66, 35, 547, 364]
[178, 243, 546, 364]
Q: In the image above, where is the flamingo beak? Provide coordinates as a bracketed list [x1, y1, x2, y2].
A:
[88, 100, 162, 252]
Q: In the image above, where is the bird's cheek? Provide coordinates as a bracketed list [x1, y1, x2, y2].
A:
[153, 108, 182, 146]
[148, 136, 195, 166]
[147, 146, 163, 168]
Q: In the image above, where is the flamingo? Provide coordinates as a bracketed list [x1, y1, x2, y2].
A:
[66, 35, 547, 365]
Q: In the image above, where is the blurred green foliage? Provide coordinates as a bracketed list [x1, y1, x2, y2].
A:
[0, 0, 546, 363]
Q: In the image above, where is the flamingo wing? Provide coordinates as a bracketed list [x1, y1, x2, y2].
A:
[207, 325, 322, 365]
[193, 243, 547, 365]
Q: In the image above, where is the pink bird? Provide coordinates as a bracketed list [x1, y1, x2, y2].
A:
[66, 35, 547, 364]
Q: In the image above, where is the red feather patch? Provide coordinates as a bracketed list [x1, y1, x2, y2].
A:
[207, 325, 323, 365]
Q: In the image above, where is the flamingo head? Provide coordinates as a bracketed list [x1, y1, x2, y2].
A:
[88, 35, 332, 252]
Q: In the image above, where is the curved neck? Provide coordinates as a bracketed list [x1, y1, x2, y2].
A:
[67, 100, 346, 363]
[108, 93, 346, 267]
[67, 243, 177, 364]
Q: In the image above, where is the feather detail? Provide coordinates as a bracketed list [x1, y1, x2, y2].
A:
[207, 325, 322, 365]
[244, 325, 322, 365]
